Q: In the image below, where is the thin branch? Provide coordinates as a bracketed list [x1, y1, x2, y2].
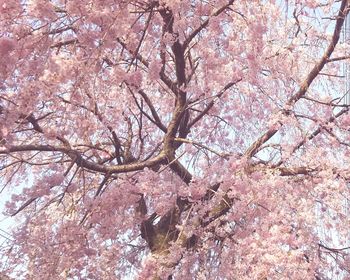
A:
[174, 137, 230, 159]
[274, 107, 349, 167]
[138, 89, 167, 132]
[188, 79, 242, 129]
[183, 0, 235, 49]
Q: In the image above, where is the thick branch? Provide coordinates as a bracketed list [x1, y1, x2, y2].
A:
[1, 145, 166, 174]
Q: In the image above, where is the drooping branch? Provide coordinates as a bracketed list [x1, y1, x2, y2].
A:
[244, 0, 349, 159]
[58, 96, 124, 164]
[174, 137, 230, 159]
[183, 0, 236, 49]
[274, 107, 350, 167]
[287, 0, 348, 106]
[187, 79, 242, 129]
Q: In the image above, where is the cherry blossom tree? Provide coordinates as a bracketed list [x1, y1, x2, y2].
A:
[1, 0, 350, 279]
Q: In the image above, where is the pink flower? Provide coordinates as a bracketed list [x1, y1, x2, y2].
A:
[127, 71, 143, 87]
[0, 37, 16, 56]
[149, 59, 161, 80]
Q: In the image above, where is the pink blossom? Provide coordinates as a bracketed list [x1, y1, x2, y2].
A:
[0, 0, 349, 279]
[0, 37, 16, 56]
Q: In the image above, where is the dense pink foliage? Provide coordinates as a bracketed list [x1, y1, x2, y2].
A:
[1, 0, 350, 279]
